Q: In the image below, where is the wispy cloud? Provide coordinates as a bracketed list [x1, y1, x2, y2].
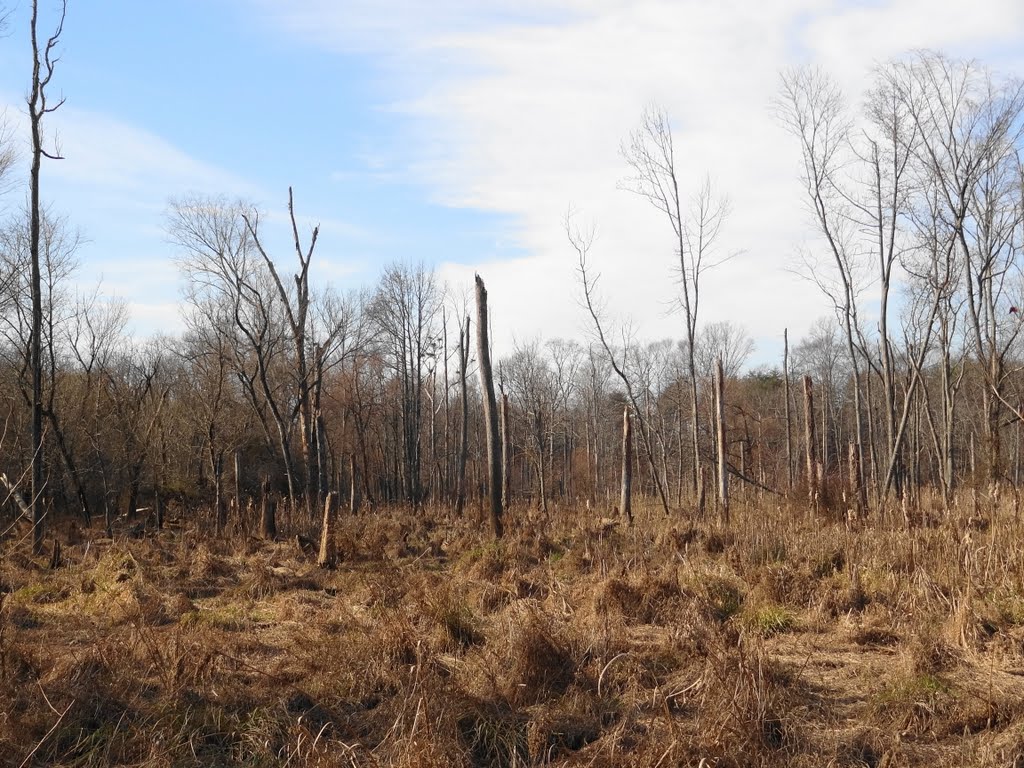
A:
[9, 1, 1022, 359]
[251, 0, 1022, 360]
[46, 106, 260, 199]
[0, 93, 265, 336]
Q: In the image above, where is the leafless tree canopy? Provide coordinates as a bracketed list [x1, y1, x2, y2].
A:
[0, 45, 1021, 569]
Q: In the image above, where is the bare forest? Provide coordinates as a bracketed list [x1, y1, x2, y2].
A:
[4, 5, 1024, 766]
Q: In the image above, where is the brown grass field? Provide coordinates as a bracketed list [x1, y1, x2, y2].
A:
[4, 491, 1024, 767]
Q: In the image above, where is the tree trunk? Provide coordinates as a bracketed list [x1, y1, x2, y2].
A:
[442, 307, 451, 499]
[475, 276, 504, 539]
[317, 491, 337, 568]
[848, 441, 862, 518]
[455, 316, 470, 517]
[214, 453, 226, 535]
[620, 404, 633, 525]
[784, 328, 793, 491]
[28, 0, 66, 555]
[315, 410, 329, 506]
[501, 390, 511, 509]
[234, 450, 242, 522]
[260, 478, 276, 540]
[697, 465, 707, 518]
[716, 357, 729, 525]
[803, 376, 818, 509]
[349, 453, 360, 514]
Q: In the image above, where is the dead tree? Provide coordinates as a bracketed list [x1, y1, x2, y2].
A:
[848, 442, 862, 518]
[568, 215, 671, 515]
[28, 0, 67, 553]
[454, 315, 470, 516]
[501, 389, 511, 508]
[348, 453, 360, 514]
[620, 404, 633, 525]
[475, 276, 503, 538]
[317, 491, 337, 568]
[214, 454, 226, 534]
[776, 68, 869, 505]
[715, 356, 729, 524]
[803, 376, 818, 507]
[242, 189, 322, 514]
[784, 328, 793, 490]
[260, 478, 276, 540]
[621, 107, 734, 497]
[233, 449, 242, 521]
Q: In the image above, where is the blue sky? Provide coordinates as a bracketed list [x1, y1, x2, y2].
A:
[1, 0, 1023, 360]
[0, 0, 525, 331]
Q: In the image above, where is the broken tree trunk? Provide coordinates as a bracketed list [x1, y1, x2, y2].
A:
[475, 275, 504, 539]
[317, 491, 338, 568]
[620, 404, 633, 526]
[214, 453, 227, 535]
[784, 328, 793, 491]
[260, 478, 276, 540]
[349, 453, 360, 514]
[0, 473, 32, 520]
[803, 375, 818, 509]
[501, 389, 511, 509]
[455, 316, 470, 517]
[716, 356, 729, 525]
[234, 450, 242, 521]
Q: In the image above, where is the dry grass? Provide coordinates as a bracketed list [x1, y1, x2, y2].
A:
[3, 490, 1024, 766]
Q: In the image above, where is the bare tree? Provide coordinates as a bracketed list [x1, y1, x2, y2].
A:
[890, 53, 1024, 483]
[503, 338, 554, 511]
[0, 0, 14, 197]
[242, 189, 331, 511]
[568, 214, 671, 514]
[101, 340, 169, 530]
[620, 404, 632, 525]
[621, 105, 733, 496]
[546, 338, 584, 500]
[370, 262, 441, 506]
[27, 0, 67, 552]
[695, 321, 754, 383]
[169, 197, 299, 505]
[777, 67, 873, 508]
[910, 182, 967, 503]
[581, 343, 612, 504]
[0, 114, 14, 199]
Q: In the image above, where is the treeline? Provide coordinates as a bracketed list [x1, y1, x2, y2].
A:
[2, 50, 1024, 540]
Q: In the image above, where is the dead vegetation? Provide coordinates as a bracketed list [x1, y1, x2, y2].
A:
[4, 491, 1024, 766]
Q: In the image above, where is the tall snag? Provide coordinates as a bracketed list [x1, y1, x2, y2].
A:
[501, 389, 511, 508]
[475, 275, 503, 539]
[28, 0, 67, 553]
[454, 315, 470, 516]
[620, 404, 633, 525]
[803, 376, 818, 509]
[715, 356, 729, 525]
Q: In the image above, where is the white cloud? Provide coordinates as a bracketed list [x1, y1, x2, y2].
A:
[803, 0, 1024, 78]
[125, 301, 186, 338]
[0, 94, 259, 201]
[12, 1, 1024, 363]
[267, 0, 1015, 364]
[0, 94, 265, 339]
[45, 107, 259, 199]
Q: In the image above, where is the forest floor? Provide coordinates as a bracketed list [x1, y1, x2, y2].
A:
[3, 493, 1024, 767]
